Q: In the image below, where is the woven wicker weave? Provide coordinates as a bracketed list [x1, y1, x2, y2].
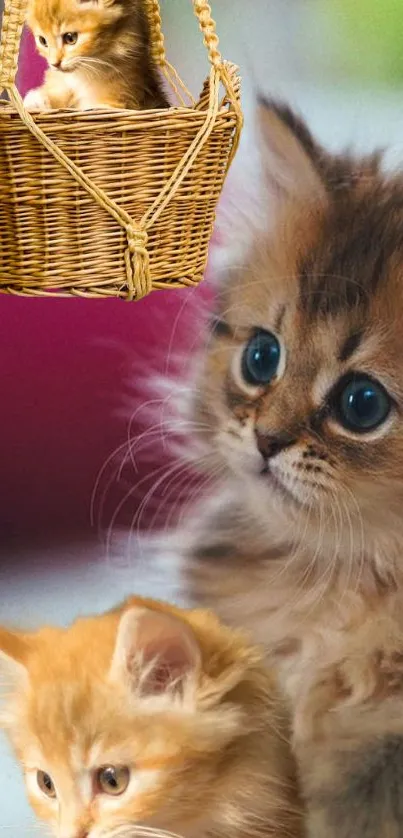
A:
[0, 0, 242, 299]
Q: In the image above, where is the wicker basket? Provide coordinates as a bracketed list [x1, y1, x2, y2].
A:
[0, 0, 242, 299]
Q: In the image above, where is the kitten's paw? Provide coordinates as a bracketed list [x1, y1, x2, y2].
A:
[23, 88, 51, 111]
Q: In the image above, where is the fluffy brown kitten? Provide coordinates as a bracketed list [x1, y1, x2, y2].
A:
[24, 0, 168, 110]
[0, 595, 302, 838]
[178, 98, 403, 835]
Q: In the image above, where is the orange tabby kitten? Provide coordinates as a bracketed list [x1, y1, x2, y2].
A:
[0, 596, 302, 838]
[24, 0, 169, 111]
[175, 98, 403, 834]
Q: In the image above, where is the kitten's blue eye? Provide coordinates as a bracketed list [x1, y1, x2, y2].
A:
[38, 35, 47, 46]
[63, 32, 78, 45]
[335, 375, 391, 433]
[241, 330, 281, 386]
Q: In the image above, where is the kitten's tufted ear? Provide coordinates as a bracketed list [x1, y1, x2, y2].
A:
[207, 97, 328, 280]
[110, 606, 201, 700]
[257, 97, 327, 206]
[0, 628, 29, 727]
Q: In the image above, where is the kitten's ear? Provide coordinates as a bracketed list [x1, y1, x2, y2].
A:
[257, 97, 327, 206]
[110, 606, 201, 700]
[0, 629, 29, 727]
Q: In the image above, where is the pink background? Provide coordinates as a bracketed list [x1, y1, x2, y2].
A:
[1, 30, 212, 545]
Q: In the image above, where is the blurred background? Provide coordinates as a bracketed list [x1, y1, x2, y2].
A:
[164, 0, 403, 156]
[2, 1, 403, 833]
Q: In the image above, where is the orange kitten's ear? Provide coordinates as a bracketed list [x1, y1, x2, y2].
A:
[257, 97, 327, 206]
[110, 607, 201, 700]
[0, 628, 29, 727]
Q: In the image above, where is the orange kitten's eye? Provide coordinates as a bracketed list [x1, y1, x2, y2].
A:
[38, 36, 47, 46]
[37, 770, 56, 799]
[96, 765, 130, 796]
[62, 32, 78, 45]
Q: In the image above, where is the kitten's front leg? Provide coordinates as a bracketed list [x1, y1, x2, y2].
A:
[24, 70, 76, 111]
[23, 86, 51, 111]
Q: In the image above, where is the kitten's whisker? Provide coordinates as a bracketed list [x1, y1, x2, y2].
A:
[339, 482, 365, 593]
[336, 491, 355, 602]
[105, 449, 217, 558]
[104, 827, 184, 838]
[130, 452, 217, 547]
[144, 458, 219, 538]
[91, 409, 213, 535]
[286, 498, 325, 623]
[91, 437, 139, 530]
[308, 491, 341, 612]
[72, 57, 128, 84]
[105, 459, 186, 557]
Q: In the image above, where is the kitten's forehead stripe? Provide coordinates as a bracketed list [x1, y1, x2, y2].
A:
[298, 186, 403, 319]
[210, 316, 234, 339]
[274, 305, 286, 334]
[338, 331, 364, 364]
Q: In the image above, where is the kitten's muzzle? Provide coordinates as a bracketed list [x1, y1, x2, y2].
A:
[255, 429, 296, 462]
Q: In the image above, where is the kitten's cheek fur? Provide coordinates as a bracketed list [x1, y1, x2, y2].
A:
[217, 425, 262, 476]
[300, 733, 403, 838]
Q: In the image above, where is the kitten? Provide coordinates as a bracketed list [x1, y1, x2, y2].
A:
[24, 0, 169, 111]
[176, 98, 403, 835]
[0, 595, 302, 838]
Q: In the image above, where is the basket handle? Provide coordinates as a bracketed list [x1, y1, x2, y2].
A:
[0, 0, 26, 95]
[146, 0, 240, 110]
[193, 0, 222, 69]
[193, 0, 240, 114]
[147, 0, 222, 69]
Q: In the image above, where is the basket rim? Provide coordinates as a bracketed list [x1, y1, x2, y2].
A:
[0, 61, 241, 120]
[0, 100, 238, 120]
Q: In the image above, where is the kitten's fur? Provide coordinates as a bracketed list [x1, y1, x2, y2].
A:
[0, 596, 302, 838]
[24, 0, 168, 110]
[177, 99, 403, 834]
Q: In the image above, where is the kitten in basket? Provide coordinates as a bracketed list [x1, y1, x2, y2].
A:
[0, 596, 302, 838]
[24, 0, 169, 111]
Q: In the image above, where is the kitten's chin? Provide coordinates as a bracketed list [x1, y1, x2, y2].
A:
[232, 460, 309, 516]
[260, 464, 306, 509]
[237, 470, 300, 530]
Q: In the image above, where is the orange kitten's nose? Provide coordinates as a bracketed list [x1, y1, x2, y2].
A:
[51, 60, 62, 69]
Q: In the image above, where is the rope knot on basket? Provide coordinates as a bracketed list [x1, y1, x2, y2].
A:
[124, 225, 151, 301]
